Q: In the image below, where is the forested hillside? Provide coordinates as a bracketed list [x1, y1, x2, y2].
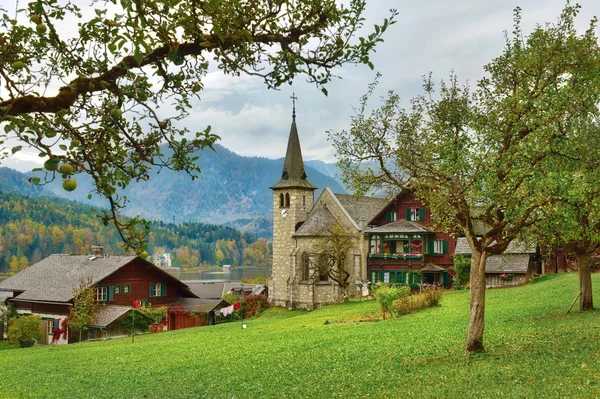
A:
[0, 193, 271, 275]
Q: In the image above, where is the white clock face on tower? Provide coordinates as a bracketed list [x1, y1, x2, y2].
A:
[280, 208, 289, 219]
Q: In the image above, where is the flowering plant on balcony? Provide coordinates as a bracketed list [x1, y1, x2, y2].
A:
[500, 273, 513, 280]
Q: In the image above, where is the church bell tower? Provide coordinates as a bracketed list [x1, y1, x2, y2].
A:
[269, 94, 316, 307]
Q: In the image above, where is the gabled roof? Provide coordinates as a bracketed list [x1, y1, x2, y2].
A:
[270, 119, 316, 190]
[485, 255, 531, 274]
[0, 254, 196, 303]
[175, 298, 229, 312]
[89, 305, 136, 328]
[186, 282, 226, 299]
[333, 193, 389, 227]
[422, 263, 446, 272]
[454, 238, 536, 255]
[294, 206, 337, 237]
[366, 220, 432, 234]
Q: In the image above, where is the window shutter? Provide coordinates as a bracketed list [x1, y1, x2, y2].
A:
[442, 240, 448, 254]
[419, 208, 424, 221]
[108, 286, 115, 301]
[443, 271, 449, 285]
[149, 283, 154, 298]
[161, 283, 166, 297]
[428, 239, 434, 254]
[406, 208, 411, 220]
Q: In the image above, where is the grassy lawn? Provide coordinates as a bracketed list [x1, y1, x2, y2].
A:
[1, 273, 600, 398]
[0, 341, 17, 351]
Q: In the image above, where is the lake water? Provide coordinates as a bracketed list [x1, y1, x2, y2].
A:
[177, 265, 271, 282]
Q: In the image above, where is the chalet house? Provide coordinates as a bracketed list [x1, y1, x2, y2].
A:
[365, 191, 455, 287]
[0, 252, 200, 344]
[454, 238, 539, 287]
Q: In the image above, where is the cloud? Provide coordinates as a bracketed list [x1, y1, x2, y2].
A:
[4, 0, 600, 171]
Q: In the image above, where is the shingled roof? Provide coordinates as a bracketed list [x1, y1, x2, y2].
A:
[454, 238, 536, 255]
[88, 305, 135, 328]
[270, 119, 316, 190]
[294, 206, 337, 237]
[333, 193, 389, 226]
[0, 255, 138, 303]
[485, 255, 531, 274]
[366, 220, 432, 234]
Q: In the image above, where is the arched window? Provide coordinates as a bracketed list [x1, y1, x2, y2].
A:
[317, 254, 329, 281]
[303, 195, 306, 206]
[279, 193, 284, 208]
[301, 252, 310, 281]
[285, 193, 290, 207]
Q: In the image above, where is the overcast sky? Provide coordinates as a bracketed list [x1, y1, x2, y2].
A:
[6, 0, 600, 171]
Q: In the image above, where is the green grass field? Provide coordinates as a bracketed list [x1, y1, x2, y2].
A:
[1, 273, 600, 398]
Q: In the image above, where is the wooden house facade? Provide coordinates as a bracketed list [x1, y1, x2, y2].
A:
[0, 253, 200, 345]
[365, 192, 456, 287]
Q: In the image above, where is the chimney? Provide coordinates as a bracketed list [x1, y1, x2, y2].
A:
[91, 246, 103, 255]
[359, 217, 366, 232]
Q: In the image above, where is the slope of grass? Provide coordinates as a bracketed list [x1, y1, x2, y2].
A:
[1, 273, 600, 398]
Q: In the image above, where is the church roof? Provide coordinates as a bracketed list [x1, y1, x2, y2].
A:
[294, 206, 338, 237]
[333, 193, 389, 226]
[270, 119, 316, 190]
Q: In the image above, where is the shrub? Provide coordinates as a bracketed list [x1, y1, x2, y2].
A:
[452, 255, 471, 289]
[8, 316, 42, 348]
[243, 295, 269, 319]
[373, 285, 410, 319]
[393, 287, 442, 316]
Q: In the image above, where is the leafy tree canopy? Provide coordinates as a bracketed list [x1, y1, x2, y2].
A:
[0, 0, 396, 251]
[331, 4, 600, 353]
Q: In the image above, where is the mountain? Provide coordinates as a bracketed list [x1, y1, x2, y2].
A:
[305, 160, 342, 182]
[35, 144, 346, 224]
[0, 167, 44, 196]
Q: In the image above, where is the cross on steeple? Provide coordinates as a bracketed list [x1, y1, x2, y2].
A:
[291, 92, 298, 120]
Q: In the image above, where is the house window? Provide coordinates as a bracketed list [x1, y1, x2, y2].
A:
[407, 208, 424, 221]
[114, 285, 121, 294]
[124, 284, 130, 294]
[149, 282, 166, 298]
[370, 236, 381, 254]
[138, 299, 147, 307]
[406, 239, 423, 255]
[385, 211, 397, 222]
[431, 240, 448, 256]
[370, 270, 380, 283]
[97, 286, 108, 302]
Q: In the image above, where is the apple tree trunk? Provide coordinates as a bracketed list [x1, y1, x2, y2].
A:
[466, 250, 488, 353]
[577, 253, 594, 311]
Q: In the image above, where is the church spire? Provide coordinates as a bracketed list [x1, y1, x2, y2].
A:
[270, 94, 316, 191]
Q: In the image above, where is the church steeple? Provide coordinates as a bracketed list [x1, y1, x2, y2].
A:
[270, 94, 316, 191]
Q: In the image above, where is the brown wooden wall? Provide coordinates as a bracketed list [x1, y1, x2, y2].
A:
[169, 313, 206, 330]
[368, 191, 457, 267]
[98, 260, 193, 306]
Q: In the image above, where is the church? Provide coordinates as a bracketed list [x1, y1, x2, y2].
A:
[269, 106, 456, 309]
